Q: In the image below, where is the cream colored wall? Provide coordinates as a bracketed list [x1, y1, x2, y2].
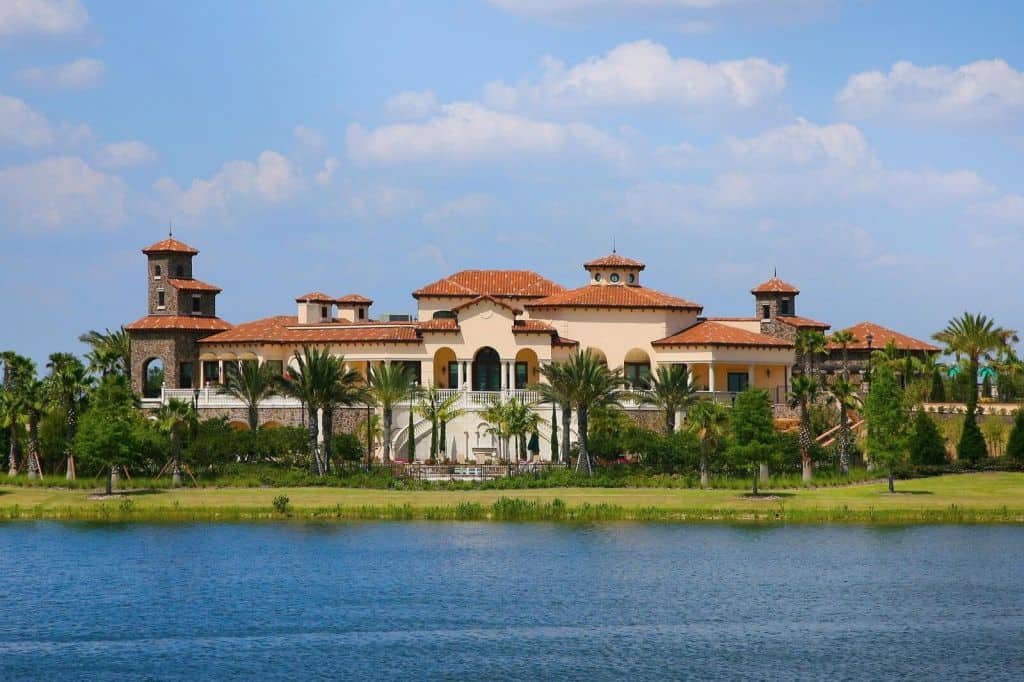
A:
[716, 319, 761, 333]
[585, 267, 642, 286]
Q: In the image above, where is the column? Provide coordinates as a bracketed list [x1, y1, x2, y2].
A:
[464, 361, 473, 391]
[748, 364, 756, 391]
[707, 363, 716, 393]
[456, 361, 464, 389]
[218, 360, 224, 385]
[199, 361, 205, 387]
[500, 361, 508, 390]
[784, 365, 792, 395]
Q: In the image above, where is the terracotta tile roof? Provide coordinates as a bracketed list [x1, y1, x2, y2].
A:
[125, 315, 231, 332]
[413, 270, 565, 299]
[751, 276, 800, 294]
[777, 315, 831, 330]
[167, 277, 221, 293]
[512, 320, 557, 333]
[295, 292, 335, 303]
[653, 321, 794, 348]
[552, 335, 580, 347]
[526, 284, 702, 312]
[829, 321, 940, 353]
[416, 318, 460, 331]
[450, 295, 524, 315]
[335, 294, 373, 305]
[583, 253, 646, 270]
[706, 316, 757, 322]
[141, 238, 199, 255]
[200, 316, 423, 345]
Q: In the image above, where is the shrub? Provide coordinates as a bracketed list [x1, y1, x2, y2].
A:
[1006, 411, 1024, 462]
[637, 430, 700, 474]
[272, 495, 290, 514]
[958, 416, 987, 463]
[908, 411, 946, 465]
[333, 432, 364, 462]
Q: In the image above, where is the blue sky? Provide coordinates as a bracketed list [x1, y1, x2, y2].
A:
[2, 0, 1023, 364]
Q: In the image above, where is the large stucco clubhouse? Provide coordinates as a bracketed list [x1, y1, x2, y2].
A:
[126, 237, 938, 461]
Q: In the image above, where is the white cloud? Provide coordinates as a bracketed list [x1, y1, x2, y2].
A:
[346, 101, 630, 166]
[0, 0, 89, 38]
[17, 58, 104, 89]
[483, 40, 786, 114]
[293, 125, 326, 152]
[0, 92, 55, 147]
[969, 194, 1024, 224]
[424, 193, 499, 226]
[0, 156, 126, 232]
[96, 140, 157, 169]
[384, 90, 439, 119]
[723, 118, 869, 167]
[836, 59, 1024, 126]
[154, 150, 304, 217]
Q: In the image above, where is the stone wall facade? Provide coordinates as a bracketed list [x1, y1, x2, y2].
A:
[147, 253, 194, 315]
[130, 329, 207, 394]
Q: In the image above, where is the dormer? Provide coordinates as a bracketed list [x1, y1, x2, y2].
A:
[583, 253, 645, 286]
[752, 275, 800, 322]
[296, 292, 335, 324]
[335, 294, 373, 322]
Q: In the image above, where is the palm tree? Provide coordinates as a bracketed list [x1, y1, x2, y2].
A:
[686, 400, 729, 488]
[826, 377, 861, 475]
[1, 352, 34, 477]
[933, 313, 1018, 424]
[45, 353, 93, 480]
[534, 362, 573, 463]
[637, 364, 697, 434]
[415, 388, 464, 461]
[796, 330, 827, 376]
[368, 363, 420, 463]
[788, 375, 819, 481]
[480, 397, 513, 462]
[562, 349, 625, 476]
[78, 328, 130, 379]
[436, 392, 465, 461]
[154, 398, 196, 487]
[218, 360, 278, 431]
[829, 330, 859, 379]
[21, 378, 48, 479]
[506, 398, 542, 462]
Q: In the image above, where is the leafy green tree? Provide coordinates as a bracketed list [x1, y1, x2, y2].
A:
[908, 411, 946, 466]
[45, 352, 93, 480]
[728, 388, 776, 495]
[154, 398, 197, 486]
[78, 327, 131, 379]
[75, 375, 143, 495]
[548, 402, 558, 462]
[21, 378, 48, 479]
[638, 429, 700, 473]
[929, 367, 947, 403]
[1006, 410, 1024, 462]
[218, 360, 279, 431]
[586, 406, 635, 460]
[1, 352, 35, 477]
[415, 388, 463, 461]
[788, 375, 819, 482]
[367, 363, 419, 463]
[933, 313, 1017, 460]
[407, 407, 415, 463]
[636, 364, 697, 434]
[864, 366, 907, 493]
[561, 349, 625, 475]
[687, 400, 729, 488]
[534, 362, 573, 463]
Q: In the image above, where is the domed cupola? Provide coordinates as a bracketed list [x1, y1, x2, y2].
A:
[583, 252, 645, 286]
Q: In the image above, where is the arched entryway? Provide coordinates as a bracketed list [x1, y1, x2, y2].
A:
[433, 347, 456, 388]
[624, 348, 652, 388]
[141, 357, 165, 398]
[473, 347, 501, 391]
[514, 349, 539, 389]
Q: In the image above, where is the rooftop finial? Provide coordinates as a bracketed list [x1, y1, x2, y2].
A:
[168, 220, 173, 238]
[612, 235, 616, 254]
[773, 266, 777, 278]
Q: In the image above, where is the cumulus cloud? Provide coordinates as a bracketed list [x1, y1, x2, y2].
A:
[96, 140, 157, 169]
[483, 40, 786, 114]
[154, 150, 304, 217]
[722, 118, 869, 167]
[17, 58, 104, 89]
[0, 0, 89, 39]
[0, 156, 126, 231]
[836, 59, 1024, 126]
[384, 90, 439, 119]
[346, 101, 630, 166]
[0, 92, 55, 147]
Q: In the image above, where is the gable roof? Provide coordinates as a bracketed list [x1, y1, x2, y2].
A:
[829, 321, 940, 353]
[583, 253, 646, 270]
[752, 276, 799, 295]
[526, 284, 702, 312]
[167, 277, 221, 293]
[142, 238, 199, 256]
[125, 315, 231, 332]
[653, 321, 794, 348]
[412, 270, 565, 299]
[777, 315, 831, 330]
[450, 295, 523, 316]
[335, 294, 373, 305]
[295, 291, 335, 303]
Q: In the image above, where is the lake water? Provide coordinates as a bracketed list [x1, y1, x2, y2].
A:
[1, 523, 1022, 680]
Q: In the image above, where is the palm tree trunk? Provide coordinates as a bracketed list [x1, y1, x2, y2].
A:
[752, 465, 759, 496]
[561, 403, 571, 463]
[575, 407, 593, 476]
[699, 442, 709, 488]
[888, 468, 895, 493]
[322, 409, 334, 473]
[248, 404, 259, 432]
[27, 417, 40, 480]
[440, 419, 448, 461]
[799, 402, 813, 482]
[64, 405, 77, 481]
[107, 467, 114, 496]
[7, 424, 19, 477]
[171, 432, 182, 487]
[430, 417, 437, 461]
[307, 406, 320, 474]
[382, 407, 393, 463]
[839, 402, 850, 475]
[666, 408, 675, 435]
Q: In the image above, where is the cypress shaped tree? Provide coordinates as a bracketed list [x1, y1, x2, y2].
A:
[908, 411, 947, 465]
[1006, 410, 1024, 462]
[550, 402, 558, 463]
[407, 408, 415, 463]
[929, 368, 946, 403]
[958, 411, 988, 464]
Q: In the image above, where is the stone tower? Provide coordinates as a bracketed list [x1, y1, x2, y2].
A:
[125, 237, 230, 398]
[752, 275, 801, 340]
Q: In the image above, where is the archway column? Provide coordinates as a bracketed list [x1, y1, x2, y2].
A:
[707, 363, 716, 393]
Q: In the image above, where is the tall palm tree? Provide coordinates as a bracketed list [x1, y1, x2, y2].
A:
[534, 362, 573, 463]
[480, 397, 513, 462]
[637, 364, 697, 434]
[154, 398, 196, 487]
[826, 377, 861, 475]
[505, 398, 542, 462]
[45, 353, 92, 480]
[788, 375, 819, 481]
[796, 330, 827, 376]
[218, 360, 278, 431]
[416, 388, 464, 461]
[686, 400, 729, 488]
[933, 313, 1018, 424]
[829, 330, 859, 379]
[21, 378, 48, 479]
[562, 349, 624, 476]
[368, 363, 420, 463]
[78, 328, 131, 379]
[1, 352, 34, 477]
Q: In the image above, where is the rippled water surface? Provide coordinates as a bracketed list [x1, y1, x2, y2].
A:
[1, 523, 1022, 680]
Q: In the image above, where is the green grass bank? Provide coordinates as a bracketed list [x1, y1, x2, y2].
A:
[1, 472, 1022, 524]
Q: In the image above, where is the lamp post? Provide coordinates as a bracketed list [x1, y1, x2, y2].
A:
[192, 387, 200, 411]
[865, 332, 874, 393]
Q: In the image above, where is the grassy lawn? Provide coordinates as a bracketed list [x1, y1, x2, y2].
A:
[1, 472, 1023, 523]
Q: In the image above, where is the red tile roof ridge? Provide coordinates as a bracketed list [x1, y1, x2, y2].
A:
[653, 320, 794, 348]
[166, 277, 221, 292]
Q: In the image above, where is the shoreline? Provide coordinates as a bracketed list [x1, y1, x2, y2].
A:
[2, 472, 1023, 525]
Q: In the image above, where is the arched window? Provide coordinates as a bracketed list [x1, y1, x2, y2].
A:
[154, 265, 162, 277]
[472, 347, 501, 391]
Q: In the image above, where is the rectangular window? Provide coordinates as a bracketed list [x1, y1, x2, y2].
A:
[321, 305, 329, 320]
[192, 295, 202, 313]
[515, 362, 528, 389]
[203, 361, 220, 385]
[157, 290, 165, 308]
[780, 299, 792, 315]
[224, 361, 240, 384]
[179, 362, 194, 389]
[448, 362, 459, 389]
[624, 363, 651, 388]
[762, 304, 771, 320]
[397, 361, 422, 385]
[264, 360, 283, 376]
[727, 372, 750, 393]
[358, 308, 366, 320]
